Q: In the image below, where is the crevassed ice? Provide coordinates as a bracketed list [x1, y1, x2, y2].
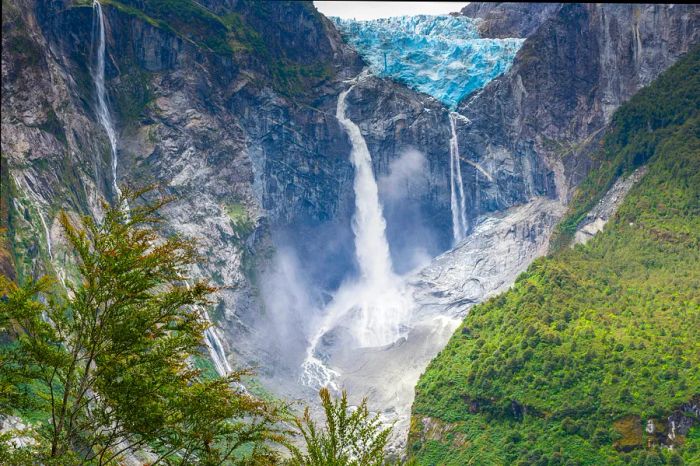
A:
[332, 15, 525, 108]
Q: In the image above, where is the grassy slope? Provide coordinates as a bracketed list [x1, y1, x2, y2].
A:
[409, 48, 700, 465]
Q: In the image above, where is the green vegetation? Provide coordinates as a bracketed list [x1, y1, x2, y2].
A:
[108, 0, 233, 54]
[191, 352, 219, 381]
[0, 187, 287, 464]
[0, 155, 16, 281]
[2, 175, 53, 284]
[225, 202, 254, 239]
[409, 49, 700, 465]
[1, 186, 394, 464]
[551, 46, 700, 251]
[112, 65, 152, 125]
[288, 388, 392, 466]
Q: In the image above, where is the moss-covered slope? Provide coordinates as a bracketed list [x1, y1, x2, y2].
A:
[409, 48, 700, 465]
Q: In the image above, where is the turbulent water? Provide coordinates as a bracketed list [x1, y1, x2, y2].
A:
[301, 75, 413, 388]
[92, 1, 120, 200]
[331, 15, 524, 108]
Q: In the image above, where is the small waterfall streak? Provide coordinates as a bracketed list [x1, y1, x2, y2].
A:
[36, 209, 65, 287]
[202, 317, 250, 394]
[92, 1, 120, 201]
[204, 326, 233, 377]
[183, 282, 231, 378]
[12, 175, 66, 286]
[301, 73, 412, 389]
[449, 112, 468, 244]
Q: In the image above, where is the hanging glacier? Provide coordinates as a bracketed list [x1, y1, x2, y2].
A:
[331, 15, 525, 108]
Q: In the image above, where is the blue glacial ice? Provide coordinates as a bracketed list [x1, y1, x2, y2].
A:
[332, 15, 525, 108]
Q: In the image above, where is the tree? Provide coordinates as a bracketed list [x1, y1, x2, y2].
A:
[0, 187, 286, 464]
[288, 388, 392, 466]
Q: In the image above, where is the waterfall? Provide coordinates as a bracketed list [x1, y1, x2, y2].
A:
[203, 315, 249, 394]
[11, 175, 66, 286]
[183, 281, 232, 378]
[204, 326, 233, 377]
[337, 84, 395, 295]
[301, 75, 412, 388]
[92, 1, 120, 201]
[449, 112, 468, 244]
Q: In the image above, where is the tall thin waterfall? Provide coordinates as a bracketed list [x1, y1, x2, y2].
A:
[91, 2, 230, 381]
[301, 76, 412, 388]
[92, 1, 120, 201]
[449, 112, 468, 244]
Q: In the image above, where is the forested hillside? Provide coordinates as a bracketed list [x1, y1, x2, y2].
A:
[409, 47, 700, 465]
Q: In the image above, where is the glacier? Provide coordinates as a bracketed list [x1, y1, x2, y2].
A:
[332, 15, 525, 108]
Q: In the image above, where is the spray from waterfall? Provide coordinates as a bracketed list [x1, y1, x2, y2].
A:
[301, 73, 412, 388]
[449, 112, 468, 244]
[92, 1, 120, 202]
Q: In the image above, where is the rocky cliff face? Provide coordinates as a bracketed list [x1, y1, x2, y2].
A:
[3, 0, 352, 367]
[458, 3, 699, 203]
[3, 0, 699, 456]
[461, 2, 561, 38]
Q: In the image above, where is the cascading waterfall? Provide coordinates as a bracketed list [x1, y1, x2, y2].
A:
[202, 314, 248, 393]
[449, 112, 468, 244]
[301, 74, 412, 388]
[92, 0, 120, 201]
[204, 325, 233, 377]
[183, 281, 232, 378]
[332, 15, 525, 246]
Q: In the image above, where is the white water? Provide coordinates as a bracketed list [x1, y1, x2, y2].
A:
[449, 112, 468, 244]
[203, 314, 249, 394]
[11, 175, 66, 286]
[92, 1, 120, 201]
[301, 75, 413, 388]
[204, 326, 233, 377]
[183, 282, 232, 377]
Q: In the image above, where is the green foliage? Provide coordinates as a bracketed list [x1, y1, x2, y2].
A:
[410, 49, 700, 465]
[0, 186, 287, 464]
[191, 352, 219, 381]
[0, 155, 16, 281]
[288, 388, 392, 466]
[225, 203, 254, 240]
[118, 0, 233, 53]
[112, 66, 152, 125]
[551, 46, 700, 250]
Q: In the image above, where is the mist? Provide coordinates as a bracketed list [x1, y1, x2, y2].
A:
[253, 148, 447, 388]
[379, 148, 443, 274]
